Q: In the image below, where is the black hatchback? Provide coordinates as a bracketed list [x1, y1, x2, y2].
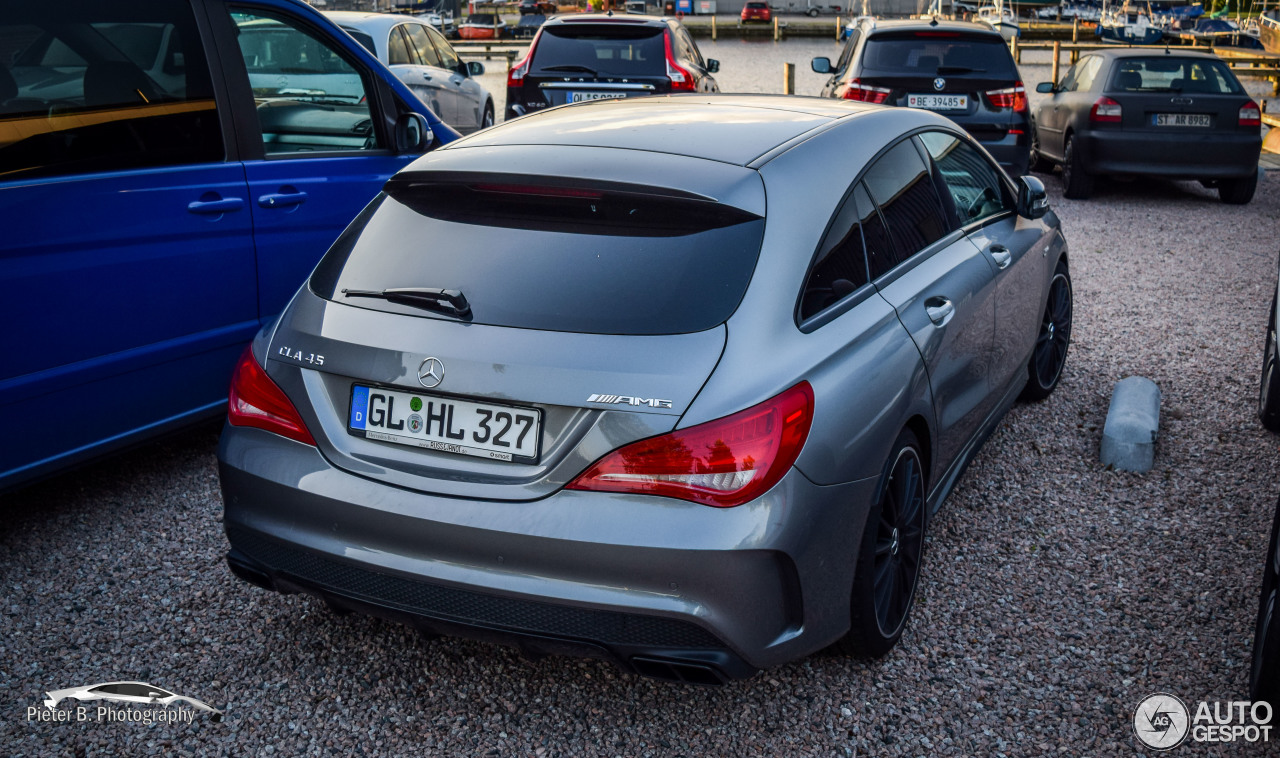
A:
[505, 15, 719, 120]
[812, 18, 1030, 176]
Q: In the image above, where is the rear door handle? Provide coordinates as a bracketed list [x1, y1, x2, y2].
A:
[925, 297, 955, 326]
[258, 191, 308, 209]
[187, 197, 244, 214]
[990, 245, 1012, 270]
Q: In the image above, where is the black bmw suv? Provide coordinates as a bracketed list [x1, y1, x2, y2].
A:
[506, 15, 719, 120]
[811, 18, 1030, 176]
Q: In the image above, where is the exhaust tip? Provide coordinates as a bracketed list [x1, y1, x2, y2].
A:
[630, 656, 728, 686]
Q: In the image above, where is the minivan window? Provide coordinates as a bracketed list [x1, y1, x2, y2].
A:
[311, 186, 766, 336]
[0, 1, 223, 180]
[531, 26, 666, 76]
[861, 33, 1016, 77]
[862, 140, 949, 269]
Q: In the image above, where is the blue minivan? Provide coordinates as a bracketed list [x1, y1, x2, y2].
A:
[0, 0, 459, 492]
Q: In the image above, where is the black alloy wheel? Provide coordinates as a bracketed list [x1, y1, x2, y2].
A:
[1260, 295, 1280, 431]
[1251, 498, 1280, 704]
[1061, 135, 1093, 200]
[1021, 262, 1072, 401]
[834, 428, 927, 657]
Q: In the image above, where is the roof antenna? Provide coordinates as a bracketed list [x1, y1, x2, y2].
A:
[607, 8, 613, 14]
[929, 16, 938, 25]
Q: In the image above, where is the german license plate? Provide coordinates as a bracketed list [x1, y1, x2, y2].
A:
[570, 91, 626, 103]
[1153, 113, 1211, 127]
[348, 385, 541, 463]
[908, 94, 967, 111]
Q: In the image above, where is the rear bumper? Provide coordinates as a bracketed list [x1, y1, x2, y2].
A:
[1080, 128, 1261, 178]
[218, 425, 876, 681]
[970, 128, 1031, 177]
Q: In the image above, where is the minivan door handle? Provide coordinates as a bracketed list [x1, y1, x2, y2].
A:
[187, 197, 245, 215]
[990, 245, 1012, 270]
[925, 297, 955, 326]
[258, 191, 308, 209]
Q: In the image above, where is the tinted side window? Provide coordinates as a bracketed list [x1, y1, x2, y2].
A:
[0, 1, 223, 180]
[425, 26, 459, 70]
[836, 31, 859, 73]
[387, 25, 413, 65]
[857, 184, 897, 281]
[230, 9, 383, 154]
[406, 24, 441, 68]
[800, 188, 871, 320]
[863, 140, 948, 266]
[918, 131, 1011, 225]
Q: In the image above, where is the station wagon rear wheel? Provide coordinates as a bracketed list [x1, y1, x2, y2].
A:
[834, 428, 927, 657]
[1020, 262, 1072, 401]
[1259, 296, 1280, 431]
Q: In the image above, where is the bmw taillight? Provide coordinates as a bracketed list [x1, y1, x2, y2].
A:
[1089, 96, 1122, 123]
[664, 31, 695, 92]
[986, 82, 1027, 112]
[227, 346, 315, 446]
[566, 382, 814, 508]
[1240, 100, 1261, 127]
[842, 78, 891, 104]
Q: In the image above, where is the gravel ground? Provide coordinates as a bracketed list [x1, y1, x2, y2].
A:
[4, 121, 1280, 757]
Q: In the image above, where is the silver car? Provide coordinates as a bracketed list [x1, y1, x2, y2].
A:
[218, 95, 1072, 683]
[44, 681, 221, 718]
[328, 11, 495, 133]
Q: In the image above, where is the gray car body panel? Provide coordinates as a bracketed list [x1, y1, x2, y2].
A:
[219, 95, 1068, 676]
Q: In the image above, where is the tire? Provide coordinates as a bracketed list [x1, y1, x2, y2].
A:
[1220, 172, 1258, 205]
[481, 101, 495, 129]
[1260, 295, 1280, 431]
[1251, 498, 1280, 704]
[831, 428, 927, 657]
[807, 7, 820, 15]
[1060, 135, 1093, 200]
[1019, 261, 1073, 401]
[1029, 119, 1054, 173]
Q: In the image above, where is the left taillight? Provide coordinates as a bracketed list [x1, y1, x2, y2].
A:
[1240, 100, 1261, 127]
[227, 346, 315, 446]
[566, 382, 814, 508]
[986, 82, 1027, 113]
[664, 31, 696, 92]
[1089, 96, 1122, 123]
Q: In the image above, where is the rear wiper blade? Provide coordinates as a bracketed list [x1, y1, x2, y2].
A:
[936, 66, 984, 74]
[541, 64, 598, 75]
[342, 288, 472, 319]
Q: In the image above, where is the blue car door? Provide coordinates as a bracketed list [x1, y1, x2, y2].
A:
[0, 0, 256, 489]
[207, 1, 447, 317]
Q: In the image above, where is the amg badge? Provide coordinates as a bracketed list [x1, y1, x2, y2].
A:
[587, 394, 673, 409]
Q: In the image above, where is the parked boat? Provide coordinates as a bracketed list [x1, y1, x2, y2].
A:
[458, 12, 507, 39]
[976, 2, 1020, 39]
[1036, 1, 1102, 21]
[1096, 4, 1164, 43]
[1179, 17, 1265, 48]
[1261, 9, 1280, 53]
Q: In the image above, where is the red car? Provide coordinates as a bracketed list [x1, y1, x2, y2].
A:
[741, 1, 772, 22]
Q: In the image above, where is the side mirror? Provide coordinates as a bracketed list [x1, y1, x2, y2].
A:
[1035, 81, 1055, 94]
[811, 56, 832, 74]
[395, 112, 433, 153]
[467, 61, 485, 76]
[1017, 175, 1049, 220]
[706, 58, 720, 74]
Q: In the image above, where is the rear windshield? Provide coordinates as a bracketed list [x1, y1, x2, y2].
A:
[861, 33, 1016, 77]
[310, 183, 766, 336]
[746, 2, 768, 7]
[530, 25, 666, 76]
[1108, 57, 1243, 94]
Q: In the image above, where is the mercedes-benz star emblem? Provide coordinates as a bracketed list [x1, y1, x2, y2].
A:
[417, 357, 445, 389]
[933, 77, 946, 91]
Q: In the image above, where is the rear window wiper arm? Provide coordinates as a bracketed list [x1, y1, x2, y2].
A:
[342, 288, 472, 319]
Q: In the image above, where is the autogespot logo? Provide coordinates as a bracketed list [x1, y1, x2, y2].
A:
[1134, 693, 1190, 750]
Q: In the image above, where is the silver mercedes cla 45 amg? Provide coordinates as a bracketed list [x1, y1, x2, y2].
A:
[218, 95, 1071, 683]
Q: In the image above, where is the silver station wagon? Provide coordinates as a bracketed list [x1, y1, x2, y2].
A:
[218, 95, 1072, 684]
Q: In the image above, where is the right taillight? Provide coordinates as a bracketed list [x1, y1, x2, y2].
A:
[1089, 96, 1122, 123]
[986, 82, 1027, 112]
[227, 346, 315, 446]
[841, 78, 891, 104]
[1240, 100, 1261, 127]
[566, 382, 814, 508]
[664, 31, 696, 92]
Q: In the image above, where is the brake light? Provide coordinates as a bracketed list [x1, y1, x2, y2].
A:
[664, 32, 695, 92]
[566, 382, 814, 508]
[1240, 100, 1261, 127]
[1089, 96, 1122, 123]
[508, 34, 538, 88]
[986, 82, 1027, 112]
[912, 31, 961, 37]
[472, 183, 602, 198]
[227, 346, 315, 446]
[842, 78, 892, 104]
